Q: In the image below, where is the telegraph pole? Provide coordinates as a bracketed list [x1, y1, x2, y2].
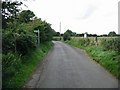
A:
[118, 1, 120, 35]
[59, 22, 61, 40]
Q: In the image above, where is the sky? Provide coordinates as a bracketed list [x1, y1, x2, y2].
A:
[22, 0, 119, 35]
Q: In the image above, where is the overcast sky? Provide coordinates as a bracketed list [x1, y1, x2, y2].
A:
[22, 0, 119, 35]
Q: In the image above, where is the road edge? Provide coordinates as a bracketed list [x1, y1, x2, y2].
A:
[23, 43, 54, 88]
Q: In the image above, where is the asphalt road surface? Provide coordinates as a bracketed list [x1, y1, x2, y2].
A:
[25, 41, 118, 88]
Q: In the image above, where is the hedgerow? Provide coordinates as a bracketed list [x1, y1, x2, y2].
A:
[101, 37, 120, 52]
[2, 0, 56, 88]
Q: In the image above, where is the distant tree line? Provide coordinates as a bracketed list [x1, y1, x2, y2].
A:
[54, 30, 120, 41]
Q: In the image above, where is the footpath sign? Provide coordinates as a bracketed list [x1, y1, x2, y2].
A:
[34, 30, 40, 45]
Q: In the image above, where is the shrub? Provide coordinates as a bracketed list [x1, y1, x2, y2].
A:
[16, 33, 36, 56]
[2, 29, 36, 56]
[2, 31, 15, 54]
[115, 37, 120, 52]
[101, 37, 120, 52]
[78, 38, 90, 46]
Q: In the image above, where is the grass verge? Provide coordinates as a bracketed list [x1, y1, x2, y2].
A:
[3, 42, 53, 88]
[65, 40, 119, 79]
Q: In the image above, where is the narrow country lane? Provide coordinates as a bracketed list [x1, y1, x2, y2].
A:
[25, 41, 118, 88]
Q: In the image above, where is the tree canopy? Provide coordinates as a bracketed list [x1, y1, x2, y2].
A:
[18, 10, 35, 23]
[2, 0, 22, 29]
[108, 31, 117, 36]
[2, 0, 56, 55]
[63, 30, 72, 41]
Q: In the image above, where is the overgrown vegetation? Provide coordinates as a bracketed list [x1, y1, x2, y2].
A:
[65, 37, 120, 79]
[101, 38, 120, 53]
[3, 42, 53, 88]
[2, 0, 55, 88]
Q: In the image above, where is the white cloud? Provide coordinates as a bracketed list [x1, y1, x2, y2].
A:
[22, 0, 119, 35]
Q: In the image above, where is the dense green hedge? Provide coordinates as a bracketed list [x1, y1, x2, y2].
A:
[2, 30, 36, 55]
[2, 1, 56, 88]
[2, 42, 53, 88]
[68, 37, 120, 52]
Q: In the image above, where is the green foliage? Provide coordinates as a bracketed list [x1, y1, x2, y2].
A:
[108, 31, 117, 36]
[2, 53, 22, 87]
[2, 0, 56, 88]
[3, 13, 55, 55]
[17, 18, 55, 43]
[2, 31, 15, 54]
[2, 0, 22, 29]
[54, 32, 60, 36]
[53, 37, 61, 41]
[85, 46, 119, 78]
[17, 10, 35, 23]
[37, 21, 55, 42]
[3, 10, 54, 55]
[2, 29, 36, 56]
[63, 29, 77, 41]
[63, 32, 71, 41]
[66, 29, 73, 36]
[101, 37, 120, 52]
[16, 33, 36, 56]
[2, 42, 53, 88]
[78, 38, 90, 46]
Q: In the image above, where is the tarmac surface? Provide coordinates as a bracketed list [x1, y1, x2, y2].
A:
[25, 41, 118, 88]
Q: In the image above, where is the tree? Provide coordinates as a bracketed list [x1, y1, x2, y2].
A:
[66, 29, 73, 36]
[54, 32, 60, 36]
[63, 32, 71, 41]
[73, 32, 76, 36]
[108, 31, 116, 36]
[76, 34, 84, 37]
[32, 19, 55, 42]
[17, 10, 35, 23]
[2, 0, 22, 29]
[63, 29, 75, 41]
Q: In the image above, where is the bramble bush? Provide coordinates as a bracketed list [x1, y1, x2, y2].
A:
[101, 37, 120, 52]
[16, 33, 36, 56]
[2, 29, 36, 56]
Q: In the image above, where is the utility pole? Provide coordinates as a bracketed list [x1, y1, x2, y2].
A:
[59, 22, 61, 40]
[118, 1, 120, 35]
